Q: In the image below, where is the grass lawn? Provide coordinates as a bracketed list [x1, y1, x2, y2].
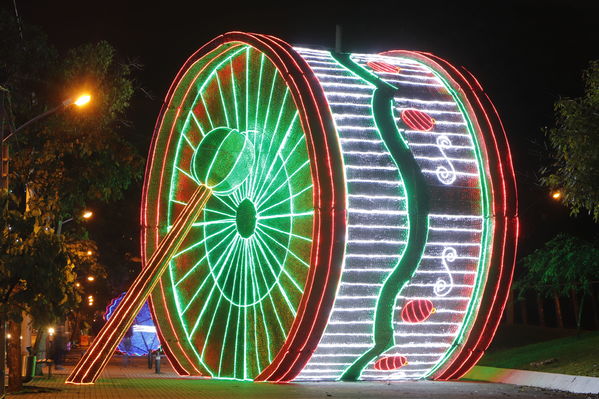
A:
[479, 325, 599, 377]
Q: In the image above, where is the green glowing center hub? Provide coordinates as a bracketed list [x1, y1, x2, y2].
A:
[236, 198, 257, 238]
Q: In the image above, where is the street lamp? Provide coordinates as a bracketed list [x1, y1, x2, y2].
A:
[2, 91, 92, 193]
[0, 92, 92, 396]
[551, 191, 562, 200]
[1, 93, 92, 144]
[57, 209, 94, 235]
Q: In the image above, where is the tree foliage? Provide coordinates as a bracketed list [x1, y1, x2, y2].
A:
[0, 193, 71, 322]
[542, 60, 599, 221]
[515, 233, 599, 297]
[0, 9, 143, 329]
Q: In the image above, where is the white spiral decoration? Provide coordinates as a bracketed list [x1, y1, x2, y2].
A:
[434, 247, 456, 297]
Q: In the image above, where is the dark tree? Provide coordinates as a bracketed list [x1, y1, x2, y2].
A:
[542, 60, 599, 221]
[1, 9, 143, 391]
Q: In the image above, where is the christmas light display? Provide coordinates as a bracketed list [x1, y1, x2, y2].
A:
[68, 32, 517, 385]
[104, 293, 160, 357]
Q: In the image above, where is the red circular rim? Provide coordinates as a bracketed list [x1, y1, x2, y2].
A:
[140, 32, 346, 381]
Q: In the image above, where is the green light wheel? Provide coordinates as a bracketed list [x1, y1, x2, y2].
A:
[141, 33, 345, 381]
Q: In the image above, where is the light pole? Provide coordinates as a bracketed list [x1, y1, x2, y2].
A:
[0, 92, 91, 397]
[1, 93, 91, 190]
[56, 209, 93, 236]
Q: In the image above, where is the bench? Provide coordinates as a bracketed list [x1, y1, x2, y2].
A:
[35, 358, 54, 377]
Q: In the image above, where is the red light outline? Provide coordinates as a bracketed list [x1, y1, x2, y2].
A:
[400, 299, 436, 324]
[400, 109, 435, 131]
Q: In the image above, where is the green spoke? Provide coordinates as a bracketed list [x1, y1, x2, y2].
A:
[231, 189, 242, 205]
[170, 199, 188, 206]
[212, 194, 237, 213]
[255, 225, 310, 267]
[242, 241, 249, 379]
[205, 207, 235, 218]
[250, 68, 279, 198]
[190, 111, 206, 135]
[182, 132, 197, 151]
[254, 53, 265, 132]
[253, 234, 297, 316]
[173, 223, 235, 260]
[215, 72, 231, 127]
[234, 240, 244, 378]
[218, 240, 244, 376]
[174, 230, 235, 288]
[175, 226, 236, 286]
[195, 237, 241, 351]
[187, 235, 241, 337]
[258, 183, 313, 214]
[230, 58, 240, 130]
[248, 239, 273, 362]
[250, 237, 287, 338]
[247, 239, 262, 370]
[251, 111, 299, 199]
[192, 218, 235, 228]
[257, 222, 312, 243]
[253, 89, 290, 191]
[255, 143, 308, 207]
[175, 166, 197, 183]
[199, 92, 214, 129]
[257, 160, 310, 207]
[257, 210, 314, 220]
[245, 47, 250, 132]
[252, 232, 304, 294]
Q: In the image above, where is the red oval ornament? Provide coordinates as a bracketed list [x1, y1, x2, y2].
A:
[401, 299, 436, 323]
[374, 356, 408, 370]
[401, 109, 435, 131]
[367, 61, 401, 74]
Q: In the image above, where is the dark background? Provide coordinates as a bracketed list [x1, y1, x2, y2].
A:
[14, 1, 599, 290]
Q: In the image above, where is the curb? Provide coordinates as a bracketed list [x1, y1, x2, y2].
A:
[463, 365, 599, 394]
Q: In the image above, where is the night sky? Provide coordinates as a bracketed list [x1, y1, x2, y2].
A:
[14, 1, 599, 274]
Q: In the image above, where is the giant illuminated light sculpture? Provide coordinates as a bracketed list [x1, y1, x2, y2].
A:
[67, 32, 518, 384]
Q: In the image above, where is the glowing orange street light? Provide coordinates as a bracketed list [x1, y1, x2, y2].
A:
[82, 210, 93, 219]
[86, 250, 93, 256]
[87, 276, 95, 282]
[551, 191, 561, 200]
[74, 94, 91, 107]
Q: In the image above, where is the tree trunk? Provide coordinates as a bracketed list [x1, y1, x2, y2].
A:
[571, 289, 579, 323]
[553, 292, 564, 329]
[70, 314, 81, 345]
[536, 292, 546, 327]
[519, 299, 528, 324]
[0, 315, 6, 397]
[576, 294, 585, 336]
[31, 329, 45, 358]
[6, 320, 22, 392]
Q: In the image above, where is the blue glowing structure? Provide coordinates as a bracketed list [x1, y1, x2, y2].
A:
[104, 292, 160, 357]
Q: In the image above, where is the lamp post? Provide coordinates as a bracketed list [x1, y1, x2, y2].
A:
[56, 209, 93, 236]
[1, 93, 91, 190]
[0, 92, 91, 398]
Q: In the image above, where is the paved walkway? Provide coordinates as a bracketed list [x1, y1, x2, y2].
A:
[8, 356, 596, 398]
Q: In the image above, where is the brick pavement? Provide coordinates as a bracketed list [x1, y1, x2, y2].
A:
[7, 356, 595, 398]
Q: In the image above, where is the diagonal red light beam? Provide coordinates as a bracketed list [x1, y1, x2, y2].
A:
[66, 185, 212, 384]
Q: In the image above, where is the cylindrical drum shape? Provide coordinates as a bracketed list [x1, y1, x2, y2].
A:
[141, 32, 518, 382]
